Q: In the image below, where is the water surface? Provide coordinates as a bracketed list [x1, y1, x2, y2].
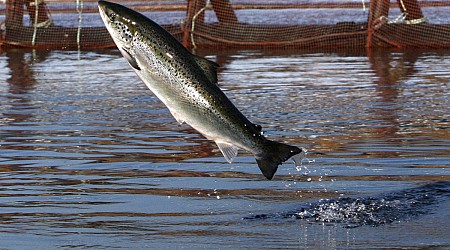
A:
[0, 48, 449, 249]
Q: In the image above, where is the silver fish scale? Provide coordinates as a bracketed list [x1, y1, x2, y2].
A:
[132, 27, 237, 119]
[133, 34, 213, 112]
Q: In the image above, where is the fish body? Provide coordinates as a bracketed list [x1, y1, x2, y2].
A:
[98, 1, 303, 179]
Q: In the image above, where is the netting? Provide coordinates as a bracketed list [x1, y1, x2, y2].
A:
[1, 0, 450, 49]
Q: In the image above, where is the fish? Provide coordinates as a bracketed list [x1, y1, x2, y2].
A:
[98, 0, 303, 180]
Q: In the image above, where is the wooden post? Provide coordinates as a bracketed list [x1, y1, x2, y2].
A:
[5, 0, 25, 29]
[183, 0, 206, 48]
[26, 0, 52, 27]
[397, 0, 425, 22]
[366, 0, 390, 48]
[211, 0, 238, 24]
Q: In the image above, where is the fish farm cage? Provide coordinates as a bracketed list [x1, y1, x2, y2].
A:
[1, 0, 450, 49]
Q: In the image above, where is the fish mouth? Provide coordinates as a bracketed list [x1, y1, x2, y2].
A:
[98, 1, 133, 50]
[97, 0, 107, 11]
[98, 1, 127, 24]
[97, 1, 108, 17]
[98, 1, 112, 26]
[98, 1, 113, 15]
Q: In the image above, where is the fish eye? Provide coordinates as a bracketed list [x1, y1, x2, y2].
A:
[105, 9, 116, 19]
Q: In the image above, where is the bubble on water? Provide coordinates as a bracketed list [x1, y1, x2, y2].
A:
[208, 188, 221, 200]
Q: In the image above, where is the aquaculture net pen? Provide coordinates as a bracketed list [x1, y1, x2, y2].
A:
[1, 0, 450, 49]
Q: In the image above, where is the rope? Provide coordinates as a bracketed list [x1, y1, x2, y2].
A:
[190, 0, 210, 49]
[31, 0, 53, 46]
[361, 0, 366, 14]
[396, 0, 429, 25]
[388, 12, 407, 24]
[404, 16, 428, 25]
[33, 1, 52, 28]
[31, 0, 39, 46]
[76, 0, 83, 51]
[398, 0, 407, 12]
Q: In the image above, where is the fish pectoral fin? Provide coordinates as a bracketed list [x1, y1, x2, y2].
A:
[119, 46, 141, 70]
[216, 142, 239, 163]
[193, 55, 219, 85]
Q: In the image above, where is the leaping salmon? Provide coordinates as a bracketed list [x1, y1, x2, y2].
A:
[98, 0, 303, 179]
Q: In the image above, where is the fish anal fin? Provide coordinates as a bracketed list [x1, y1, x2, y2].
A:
[216, 142, 239, 163]
[167, 108, 184, 124]
[194, 55, 219, 85]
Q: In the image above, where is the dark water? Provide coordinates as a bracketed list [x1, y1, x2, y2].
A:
[0, 48, 449, 249]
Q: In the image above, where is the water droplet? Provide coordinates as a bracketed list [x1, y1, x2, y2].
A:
[290, 148, 317, 178]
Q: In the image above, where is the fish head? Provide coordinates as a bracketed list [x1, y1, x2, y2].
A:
[98, 0, 142, 69]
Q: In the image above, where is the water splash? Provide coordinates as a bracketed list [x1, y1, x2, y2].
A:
[291, 148, 315, 176]
[245, 181, 450, 228]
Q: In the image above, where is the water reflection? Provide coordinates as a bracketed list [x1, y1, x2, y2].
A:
[0, 48, 449, 249]
[368, 48, 419, 140]
[3, 49, 39, 125]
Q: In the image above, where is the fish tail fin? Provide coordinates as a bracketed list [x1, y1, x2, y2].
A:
[255, 140, 303, 180]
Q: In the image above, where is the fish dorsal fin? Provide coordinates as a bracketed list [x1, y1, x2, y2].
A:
[193, 55, 219, 85]
[216, 142, 239, 163]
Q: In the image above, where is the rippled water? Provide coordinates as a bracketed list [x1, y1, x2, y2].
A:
[0, 48, 449, 249]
